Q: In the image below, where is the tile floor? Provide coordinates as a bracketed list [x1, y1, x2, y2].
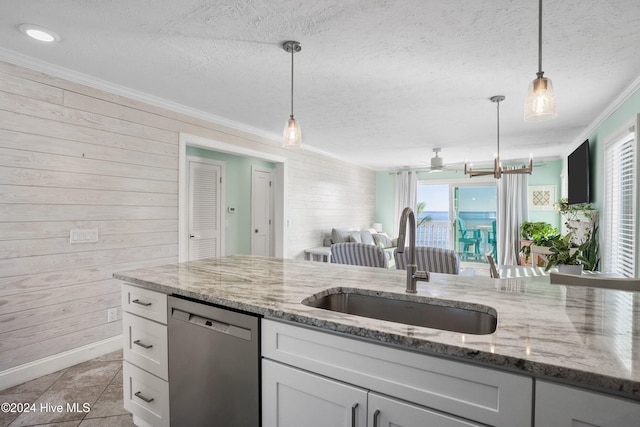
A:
[0, 350, 133, 427]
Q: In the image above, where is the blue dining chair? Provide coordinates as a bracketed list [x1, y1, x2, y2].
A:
[487, 220, 498, 260]
[456, 218, 482, 261]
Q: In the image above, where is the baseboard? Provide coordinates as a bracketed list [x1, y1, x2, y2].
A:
[0, 335, 123, 391]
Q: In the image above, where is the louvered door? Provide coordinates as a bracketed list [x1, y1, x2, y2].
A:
[187, 158, 223, 261]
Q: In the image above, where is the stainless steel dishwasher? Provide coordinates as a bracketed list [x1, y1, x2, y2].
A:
[168, 295, 260, 426]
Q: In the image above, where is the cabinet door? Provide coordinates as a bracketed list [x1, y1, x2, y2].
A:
[262, 359, 367, 427]
[535, 381, 640, 427]
[368, 393, 483, 427]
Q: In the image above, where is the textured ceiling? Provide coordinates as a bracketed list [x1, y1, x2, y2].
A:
[1, 0, 639, 170]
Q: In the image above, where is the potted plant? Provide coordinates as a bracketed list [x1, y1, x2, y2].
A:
[576, 223, 600, 271]
[553, 198, 600, 271]
[519, 221, 560, 265]
[544, 233, 582, 274]
[555, 198, 597, 243]
[544, 225, 600, 274]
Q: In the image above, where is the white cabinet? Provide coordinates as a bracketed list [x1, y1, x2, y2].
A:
[535, 381, 640, 427]
[121, 283, 169, 427]
[368, 392, 482, 427]
[262, 360, 482, 427]
[263, 359, 367, 427]
[262, 319, 532, 427]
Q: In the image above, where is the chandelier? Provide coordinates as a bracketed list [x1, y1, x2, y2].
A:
[464, 96, 533, 179]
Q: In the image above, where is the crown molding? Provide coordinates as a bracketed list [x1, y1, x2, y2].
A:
[565, 73, 640, 157]
[0, 47, 282, 143]
[0, 48, 373, 170]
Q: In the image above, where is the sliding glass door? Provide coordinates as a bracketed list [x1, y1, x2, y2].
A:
[417, 182, 497, 263]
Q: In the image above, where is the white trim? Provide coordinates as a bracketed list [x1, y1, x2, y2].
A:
[0, 335, 122, 391]
[564, 73, 640, 157]
[179, 133, 287, 260]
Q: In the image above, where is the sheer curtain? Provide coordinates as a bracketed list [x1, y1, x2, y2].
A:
[497, 172, 528, 265]
[394, 171, 417, 236]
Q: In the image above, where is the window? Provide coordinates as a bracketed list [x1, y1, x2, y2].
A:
[603, 117, 639, 277]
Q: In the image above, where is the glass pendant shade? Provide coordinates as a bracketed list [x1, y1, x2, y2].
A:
[524, 76, 557, 121]
[283, 116, 302, 148]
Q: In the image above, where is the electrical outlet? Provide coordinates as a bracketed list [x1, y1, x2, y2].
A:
[107, 308, 118, 323]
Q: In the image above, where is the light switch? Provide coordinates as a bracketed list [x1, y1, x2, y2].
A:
[70, 228, 99, 243]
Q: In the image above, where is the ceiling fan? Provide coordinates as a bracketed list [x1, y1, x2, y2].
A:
[419, 148, 461, 173]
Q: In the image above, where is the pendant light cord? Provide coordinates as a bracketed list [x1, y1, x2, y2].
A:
[290, 47, 294, 119]
[537, 0, 543, 75]
[496, 99, 500, 158]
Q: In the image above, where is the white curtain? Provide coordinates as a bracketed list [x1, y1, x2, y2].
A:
[394, 171, 417, 237]
[497, 171, 528, 265]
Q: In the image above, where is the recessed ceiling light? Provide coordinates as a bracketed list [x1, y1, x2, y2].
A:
[18, 24, 61, 43]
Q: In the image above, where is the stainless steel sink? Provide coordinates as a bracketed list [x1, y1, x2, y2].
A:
[302, 289, 497, 335]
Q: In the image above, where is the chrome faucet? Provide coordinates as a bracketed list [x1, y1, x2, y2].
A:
[397, 207, 429, 293]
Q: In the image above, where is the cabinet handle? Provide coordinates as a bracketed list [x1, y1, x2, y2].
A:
[373, 409, 381, 427]
[133, 339, 153, 349]
[134, 391, 154, 403]
[132, 299, 152, 307]
[351, 403, 358, 427]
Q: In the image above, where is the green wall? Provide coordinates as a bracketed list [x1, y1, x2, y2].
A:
[527, 160, 563, 229]
[375, 172, 396, 235]
[186, 146, 276, 255]
[586, 87, 640, 210]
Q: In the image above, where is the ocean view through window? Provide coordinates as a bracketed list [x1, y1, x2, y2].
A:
[417, 183, 497, 261]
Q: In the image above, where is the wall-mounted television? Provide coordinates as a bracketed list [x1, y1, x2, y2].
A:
[567, 139, 590, 205]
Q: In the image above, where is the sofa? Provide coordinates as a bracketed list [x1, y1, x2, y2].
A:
[325, 228, 398, 268]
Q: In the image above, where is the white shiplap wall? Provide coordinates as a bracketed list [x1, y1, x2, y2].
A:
[0, 60, 375, 378]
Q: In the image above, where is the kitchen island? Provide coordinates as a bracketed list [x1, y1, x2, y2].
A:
[115, 255, 640, 426]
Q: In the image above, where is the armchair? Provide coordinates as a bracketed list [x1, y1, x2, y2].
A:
[331, 242, 388, 268]
[394, 247, 460, 275]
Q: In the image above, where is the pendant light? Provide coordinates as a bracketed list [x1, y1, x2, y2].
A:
[465, 96, 533, 178]
[282, 41, 302, 148]
[524, 0, 557, 121]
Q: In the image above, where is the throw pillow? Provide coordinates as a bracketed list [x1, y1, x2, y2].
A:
[331, 228, 350, 244]
[360, 230, 374, 245]
[373, 233, 392, 248]
[349, 231, 362, 243]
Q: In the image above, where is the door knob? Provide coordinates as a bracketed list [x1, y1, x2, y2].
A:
[254, 229, 259, 233]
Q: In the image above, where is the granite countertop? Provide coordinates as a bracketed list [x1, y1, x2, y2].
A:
[114, 255, 640, 400]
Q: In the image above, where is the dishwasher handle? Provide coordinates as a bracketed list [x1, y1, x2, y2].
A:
[171, 308, 252, 341]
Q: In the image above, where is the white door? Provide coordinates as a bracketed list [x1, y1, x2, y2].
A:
[187, 156, 224, 261]
[262, 359, 367, 427]
[368, 393, 482, 427]
[251, 166, 273, 256]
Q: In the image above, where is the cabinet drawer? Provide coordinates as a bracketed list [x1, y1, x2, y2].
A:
[122, 283, 167, 324]
[123, 361, 169, 427]
[123, 312, 168, 380]
[262, 319, 531, 427]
